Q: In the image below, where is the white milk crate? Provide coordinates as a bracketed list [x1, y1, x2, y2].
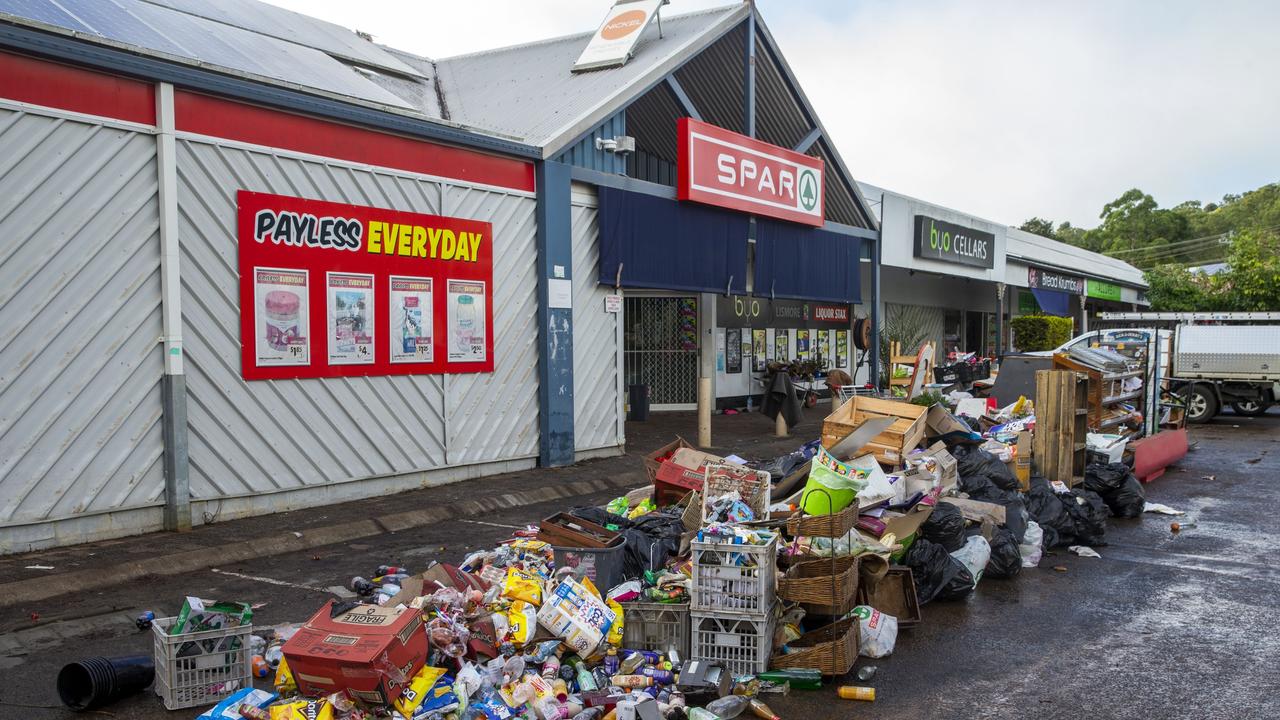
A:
[689, 609, 777, 676]
[690, 534, 778, 616]
[151, 616, 253, 710]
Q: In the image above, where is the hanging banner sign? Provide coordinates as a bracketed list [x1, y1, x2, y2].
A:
[238, 191, 493, 380]
[716, 295, 851, 329]
[677, 118, 825, 226]
[1028, 266, 1085, 295]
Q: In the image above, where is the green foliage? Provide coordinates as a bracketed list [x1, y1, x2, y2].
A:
[910, 390, 945, 407]
[1143, 264, 1212, 312]
[878, 304, 936, 383]
[1010, 315, 1075, 352]
[1143, 229, 1280, 312]
[1019, 217, 1056, 238]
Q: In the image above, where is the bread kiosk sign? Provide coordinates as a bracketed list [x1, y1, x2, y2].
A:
[677, 118, 825, 226]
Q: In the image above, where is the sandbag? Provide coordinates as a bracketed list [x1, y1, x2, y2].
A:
[1083, 462, 1146, 518]
[920, 501, 967, 552]
[953, 445, 1020, 492]
[904, 538, 966, 604]
[984, 527, 1022, 579]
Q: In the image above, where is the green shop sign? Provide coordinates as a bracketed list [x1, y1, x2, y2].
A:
[1086, 279, 1122, 301]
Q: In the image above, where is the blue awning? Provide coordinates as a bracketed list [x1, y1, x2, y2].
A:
[754, 218, 862, 303]
[598, 187, 748, 294]
[1031, 288, 1072, 317]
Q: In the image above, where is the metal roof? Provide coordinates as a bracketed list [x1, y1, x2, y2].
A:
[433, 4, 748, 151]
[1005, 226, 1147, 288]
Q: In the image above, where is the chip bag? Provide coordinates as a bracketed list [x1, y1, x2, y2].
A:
[273, 657, 296, 697]
[394, 666, 449, 719]
[605, 598, 624, 647]
[506, 600, 538, 646]
[269, 698, 332, 720]
[502, 567, 543, 606]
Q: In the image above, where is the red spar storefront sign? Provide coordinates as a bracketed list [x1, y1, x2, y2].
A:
[238, 191, 494, 381]
[677, 118, 825, 226]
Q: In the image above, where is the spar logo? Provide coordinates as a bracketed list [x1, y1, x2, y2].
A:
[799, 169, 819, 212]
[601, 10, 646, 40]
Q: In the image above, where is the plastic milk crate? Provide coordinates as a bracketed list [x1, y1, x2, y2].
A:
[690, 533, 778, 616]
[689, 609, 777, 676]
[151, 616, 253, 710]
[621, 601, 691, 659]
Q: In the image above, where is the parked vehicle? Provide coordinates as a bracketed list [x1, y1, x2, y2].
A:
[1098, 312, 1280, 423]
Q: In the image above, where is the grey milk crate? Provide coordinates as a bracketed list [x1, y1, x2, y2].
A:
[151, 615, 253, 710]
[621, 601, 691, 658]
[689, 608, 777, 677]
[690, 534, 778, 616]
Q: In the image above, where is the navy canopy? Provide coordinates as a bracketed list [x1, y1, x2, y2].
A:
[754, 218, 862, 303]
[1031, 288, 1072, 317]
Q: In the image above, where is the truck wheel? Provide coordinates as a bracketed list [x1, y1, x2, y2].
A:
[1230, 401, 1271, 417]
[1183, 385, 1218, 424]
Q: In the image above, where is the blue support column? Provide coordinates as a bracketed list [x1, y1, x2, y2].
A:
[535, 160, 575, 467]
[869, 233, 882, 388]
[745, 11, 757, 138]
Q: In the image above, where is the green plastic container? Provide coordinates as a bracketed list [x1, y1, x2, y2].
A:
[798, 448, 864, 516]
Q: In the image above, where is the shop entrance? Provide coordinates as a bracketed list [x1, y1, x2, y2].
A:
[624, 296, 699, 409]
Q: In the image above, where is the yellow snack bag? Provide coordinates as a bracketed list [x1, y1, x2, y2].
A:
[393, 665, 448, 718]
[507, 599, 538, 646]
[269, 698, 332, 720]
[605, 598, 624, 647]
[580, 576, 601, 599]
[273, 657, 296, 697]
[502, 566, 543, 606]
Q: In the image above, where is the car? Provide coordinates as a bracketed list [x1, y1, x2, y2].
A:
[1023, 328, 1170, 357]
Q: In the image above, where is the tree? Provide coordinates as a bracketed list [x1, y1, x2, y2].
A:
[1143, 229, 1280, 312]
[1019, 217, 1056, 238]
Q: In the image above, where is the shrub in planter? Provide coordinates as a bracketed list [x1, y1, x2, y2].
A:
[1011, 315, 1074, 352]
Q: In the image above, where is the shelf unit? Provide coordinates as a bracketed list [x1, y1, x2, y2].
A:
[1033, 369, 1088, 487]
[1051, 353, 1147, 439]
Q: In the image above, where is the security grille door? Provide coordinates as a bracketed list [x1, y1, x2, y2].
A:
[624, 297, 699, 406]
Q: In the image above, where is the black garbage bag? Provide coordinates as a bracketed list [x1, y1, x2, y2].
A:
[953, 445, 1020, 492]
[568, 506, 684, 579]
[920, 502, 967, 552]
[958, 474, 1029, 543]
[1061, 488, 1109, 547]
[985, 527, 1022, 579]
[1024, 476, 1074, 547]
[1083, 462, 1146, 518]
[904, 538, 966, 604]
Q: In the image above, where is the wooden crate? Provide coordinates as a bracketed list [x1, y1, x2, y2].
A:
[820, 395, 927, 466]
[1032, 370, 1087, 487]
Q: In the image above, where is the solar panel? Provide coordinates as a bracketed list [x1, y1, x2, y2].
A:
[0, 0, 91, 33]
[140, 0, 426, 78]
[55, 0, 189, 56]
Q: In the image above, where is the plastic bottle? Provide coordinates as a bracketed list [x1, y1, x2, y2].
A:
[705, 695, 750, 718]
[638, 667, 674, 684]
[251, 655, 271, 678]
[591, 667, 612, 690]
[687, 708, 718, 720]
[349, 576, 376, 595]
[502, 656, 528, 686]
[542, 655, 561, 681]
[135, 611, 155, 631]
[618, 653, 646, 675]
[756, 669, 822, 690]
[603, 648, 620, 676]
[748, 699, 780, 720]
[836, 686, 875, 701]
[552, 679, 570, 702]
[574, 661, 598, 692]
[572, 709, 605, 720]
[610, 675, 653, 689]
[264, 644, 284, 669]
[377, 565, 408, 576]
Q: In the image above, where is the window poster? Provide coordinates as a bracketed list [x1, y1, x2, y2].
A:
[752, 329, 767, 372]
[818, 330, 831, 365]
[796, 329, 810, 360]
[254, 267, 309, 367]
[775, 329, 789, 362]
[715, 328, 726, 372]
[837, 329, 849, 369]
[389, 276, 433, 364]
[447, 279, 487, 362]
[327, 272, 375, 365]
[726, 328, 742, 374]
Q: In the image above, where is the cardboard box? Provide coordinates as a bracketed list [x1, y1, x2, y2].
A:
[924, 404, 972, 440]
[283, 601, 427, 706]
[643, 437, 695, 482]
[537, 578, 616, 657]
[940, 498, 1006, 526]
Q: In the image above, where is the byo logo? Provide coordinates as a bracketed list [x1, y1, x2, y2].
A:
[928, 220, 952, 252]
[733, 296, 762, 319]
[601, 10, 647, 40]
[798, 170, 819, 212]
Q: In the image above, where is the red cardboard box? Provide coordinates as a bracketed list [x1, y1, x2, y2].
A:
[283, 601, 427, 706]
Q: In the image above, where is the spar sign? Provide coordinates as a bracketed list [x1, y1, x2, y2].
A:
[677, 118, 825, 226]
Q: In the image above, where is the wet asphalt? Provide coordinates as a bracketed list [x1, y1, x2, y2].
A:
[0, 410, 1276, 719]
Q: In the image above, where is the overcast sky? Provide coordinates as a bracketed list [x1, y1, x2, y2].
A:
[265, 0, 1280, 229]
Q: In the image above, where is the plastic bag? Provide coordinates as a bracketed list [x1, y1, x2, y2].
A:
[984, 527, 1022, 579]
[1062, 489, 1109, 547]
[903, 538, 965, 604]
[1083, 462, 1146, 518]
[850, 605, 898, 658]
[920, 501, 966, 552]
[1018, 521, 1044, 568]
[1024, 476, 1073, 547]
[952, 445, 1020, 492]
[938, 535, 989, 600]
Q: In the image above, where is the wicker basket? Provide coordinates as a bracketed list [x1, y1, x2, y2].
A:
[770, 616, 860, 676]
[784, 503, 859, 538]
[776, 555, 860, 616]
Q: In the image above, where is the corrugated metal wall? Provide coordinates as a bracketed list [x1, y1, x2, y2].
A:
[570, 190, 623, 452]
[555, 112, 627, 175]
[175, 137, 538, 509]
[0, 107, 165, 539]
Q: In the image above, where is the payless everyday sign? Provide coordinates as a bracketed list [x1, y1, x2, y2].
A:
[913, 215, 994, 269]
[677, 118, 825, 226]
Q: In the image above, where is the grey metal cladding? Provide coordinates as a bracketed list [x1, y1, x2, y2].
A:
[175, 137, 537, 500]
[571, 200, 622, 451]
[0, 107, 165, 526]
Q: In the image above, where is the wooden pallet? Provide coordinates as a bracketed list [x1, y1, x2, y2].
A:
[1032, 369, 1087, 487]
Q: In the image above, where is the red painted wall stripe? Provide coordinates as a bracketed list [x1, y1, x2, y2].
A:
[175, 91, 535, 193]
[0, 50, 154, 125]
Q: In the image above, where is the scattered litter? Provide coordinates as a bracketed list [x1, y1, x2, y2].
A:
[1171, 522, 1198, 532]
[24, 565, 54, 570]
[1068, 546, 1102, 559]
[292, 531, 303, 538]
[1143, 502, 1185, 515]
[856, 665, 878, 681]
[1052, 566, 1068, 573]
